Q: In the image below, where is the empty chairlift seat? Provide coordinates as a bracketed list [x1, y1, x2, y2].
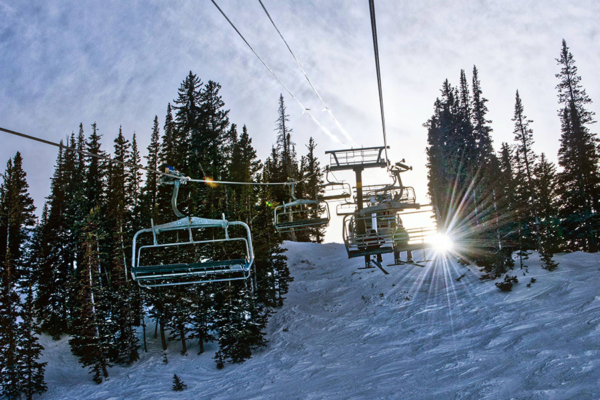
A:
[274, 181, 331, 233]
[274, 199, 330, 233]
[130, 215, 254, 288]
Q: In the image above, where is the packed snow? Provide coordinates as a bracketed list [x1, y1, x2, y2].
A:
[39, 242, 600, 399]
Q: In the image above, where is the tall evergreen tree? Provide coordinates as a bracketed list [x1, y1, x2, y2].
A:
[512, 90, 542, 251]
[18, 281, 48, 399]
[0, 256, 21, 399]
[142, 116, 161, 223]
[0, 153, 44, 398]
[555, 39, 600, 252]
[535, 154, 562, 268]
[85, 123, 107, 212]
[0, 153, 36, 274]
[275, 94, 297, 181]
[296, 137, 325, 242]
[34, 146, 72, 338]
[69, 212, 112, 383]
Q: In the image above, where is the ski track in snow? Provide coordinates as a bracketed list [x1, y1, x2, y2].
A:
[39, 242, 600, 399]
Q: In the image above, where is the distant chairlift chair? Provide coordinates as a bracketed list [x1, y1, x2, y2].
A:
[318, 167, 352, 202]
[274, 181, 330, 233]
[130, 174, 254, 288]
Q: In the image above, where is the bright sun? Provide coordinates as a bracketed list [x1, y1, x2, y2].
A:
[432, 233, 454, 254]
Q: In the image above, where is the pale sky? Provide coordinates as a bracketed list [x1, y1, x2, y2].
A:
[1, 0, 599, 242]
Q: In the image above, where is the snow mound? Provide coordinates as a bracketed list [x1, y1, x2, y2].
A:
[40, 242, 600, 399]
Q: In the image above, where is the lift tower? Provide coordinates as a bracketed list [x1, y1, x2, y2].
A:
[326, 146, 390, 270]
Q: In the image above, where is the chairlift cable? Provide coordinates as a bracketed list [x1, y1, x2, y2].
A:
[368, 0, 390, 167]
[210, 0, 344, 145]
[0, 126, 304, 187]
[257, 0, 355, 145]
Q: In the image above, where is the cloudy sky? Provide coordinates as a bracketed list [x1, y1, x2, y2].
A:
[1, 0, 599, 242]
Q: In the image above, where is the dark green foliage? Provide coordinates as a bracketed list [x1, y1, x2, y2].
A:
[512, 90, 542, 251]
[0, 154, 46, 398]
[172, 374, 187, 391]
[213, 284, 269, 365]
[22, 71, 292, 383]
[141, 116, 161, 224]
[555, 40, 600, 252]
[426, 69, 504, 267]
[0, 152, 36, 275]
[0, 256, 22, 399]
[18, 282, 48, 400]
[495, 274, 518, 291]
[33, 146, 73, 338]
[296, 137, 325, 243]
[69, 213, 111, 384]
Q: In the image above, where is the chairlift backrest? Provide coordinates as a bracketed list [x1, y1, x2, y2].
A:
[273, 180, 331, 233]
[130, 216, 254, 288]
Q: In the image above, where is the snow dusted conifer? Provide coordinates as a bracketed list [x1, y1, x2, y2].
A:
[296, 137, 325, 243]
[172, 374, 187, 391]
[555, 40, 600, 252]
[512, 91, 543, 251]
[69, 213, 112, 383]
[0, 256, 21, 399]
[213, 284, 269, 367]
[142, 116, 161, 223]
[18, 281, 48, 399]
[0, 153, 41, 398]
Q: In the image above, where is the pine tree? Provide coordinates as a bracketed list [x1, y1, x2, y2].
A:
[513, 148, 531, 269]
[34, 145, 73, 338]
[512, 91, 542, 250]
[535, 153, 561, 268]
[142, 116, 161, 223]
[105, 128, 140, 365]
[172, 374, 187, 391]
[128, 132, 143, 225]
[86, 123, 107, 212]
[0, 152, 36, 276]
[191, 79, 230, 219]
[471, 66, 494, 167]
[69, 213, 112, 383]
[555, 39, 600, 252]
[297, 137, 325, 242]
[174, 71, 203, 172]
[189, 286, 216, 355]
[488, 143, 517, 275]
[228, 125, 261, 225]
[0, 255, 21, 399]
[0, 153, 39, 399]
[275, 94, 297, 181]
[213, 284, 269, 367]
[18, 281, 48, 399]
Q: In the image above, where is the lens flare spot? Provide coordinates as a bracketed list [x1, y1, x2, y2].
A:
[205, 177, 218, 188]
[432, 233, 454, 254]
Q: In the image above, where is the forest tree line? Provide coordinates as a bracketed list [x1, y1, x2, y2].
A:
[0, 71, 323, 395]
[426, 40, 599, 274]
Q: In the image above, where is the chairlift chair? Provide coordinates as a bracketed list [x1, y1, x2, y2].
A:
[318, 168, 352, 202]
[274, 181, 330, 233]
[129, 172, 254, 288]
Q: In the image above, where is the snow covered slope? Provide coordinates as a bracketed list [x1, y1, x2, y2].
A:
[40, 242, 600, 399]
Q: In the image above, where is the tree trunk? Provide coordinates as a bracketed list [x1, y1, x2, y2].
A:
[142, 321, 147, 353]
[180, 325, 187, 355]
[160, 320, 167, 351]
[198, 331, 204, 355]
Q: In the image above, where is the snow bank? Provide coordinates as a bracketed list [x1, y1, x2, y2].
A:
[39, 242, 600, 399]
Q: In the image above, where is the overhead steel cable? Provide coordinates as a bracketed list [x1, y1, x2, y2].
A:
[210, 0, 344, 145]
[368, 0, 390, 167]
[0, 126, 304, 186]
[257, 0, 355, 145]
